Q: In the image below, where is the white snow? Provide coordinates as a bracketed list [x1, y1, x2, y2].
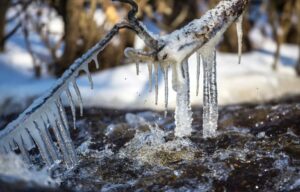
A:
[0, 40, 299, 114]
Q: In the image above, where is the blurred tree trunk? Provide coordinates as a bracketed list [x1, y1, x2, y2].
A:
[162, 0, 199, 32]
[51, 0, 135, 76]
[269, 0, 294, 71]
[0, 0, 10, 52]
[53, 0, 83, 76]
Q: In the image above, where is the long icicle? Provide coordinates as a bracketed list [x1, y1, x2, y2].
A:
[163, 64, 169, 117]
[65, 88, 76, 129]
[14, 135, 31, 164]
[45, 113, 73, 167]
[196, 51, 201, 96]
[201, 48, 218, 138]
[28, 124, 53, 166]
[38, 118, 60, 162]
[154, 62, 159, 105]
[72, 80, 84, 116]
[147, 63, 153, 92]
[236, 14, 243, 64]
[174, 60, 193, 137]
[51, 105, 78, 167]
[56, 98, 70, 131]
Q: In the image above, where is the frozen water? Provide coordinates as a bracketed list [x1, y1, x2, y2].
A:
[72, 80, 84, 117]
[174, 60, 193, 137]
[154, 62, 159, 105]
[236, 14, 244, 64]
[147, 63, 153, 92]
[65, 88, 76, 129]
[163, 64, 169, 117]
[196, 51, 201, 96]
[200, 47, 218, 138]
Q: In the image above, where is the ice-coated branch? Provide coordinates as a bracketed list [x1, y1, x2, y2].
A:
[112, 0, 162, 50]
[125, 0, 249, 137]
[0, 0, 249, 171]
[157, 0, 248, 63]
[0, 1, 138, 169]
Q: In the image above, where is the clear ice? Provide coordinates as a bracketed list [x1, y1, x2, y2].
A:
[163, 64, 169, 117]
[196, 51, 201, 96]
[200, 47, 218, 138]
[236, 14, 243, 64]
[174, 60, 193, 137]
[0, 46, 98, 168]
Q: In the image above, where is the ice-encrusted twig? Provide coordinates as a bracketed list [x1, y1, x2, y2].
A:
[0, 1, 139, 169]
[125, 0, 249, 137]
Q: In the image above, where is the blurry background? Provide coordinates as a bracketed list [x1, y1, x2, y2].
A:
[0, 0, 300, 115]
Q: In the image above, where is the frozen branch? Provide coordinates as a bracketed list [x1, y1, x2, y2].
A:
[125, 0, 248, 137]
[0, 0, 249, 170]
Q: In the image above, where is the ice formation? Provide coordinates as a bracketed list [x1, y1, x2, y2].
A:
[236, 14, 244, 64]
[0, 22, 120, 168]
[127, 0, 247, 137]
[200, 46, 219, 138]
[0, 0, 248, 170]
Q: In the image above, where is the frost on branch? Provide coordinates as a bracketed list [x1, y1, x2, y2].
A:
[126, 0, 248, 138]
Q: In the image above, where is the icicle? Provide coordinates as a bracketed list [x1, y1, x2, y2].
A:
[201, 48, 218, 138]
[65, 88, 76, 129]
[236, 14, 243, 64]
[50, 105, 78, 167]
[14, 136, 31, 164]
[93, 55, 100, 69]
[83, 66, 94, 89]
[27, 123, 53, 166]
[72, 80, 83, 116]
[39, 116, 60, 162]
[136, 62, 139, 76]
[56, 98, 70, 131]
[20, 129, 35, 151]
[196, 51, 201, 96]
[45, 113, 73, 167]
[147, 63, 153, 92]
[9, 140, 16, 151]
[154, 62, 159, 105]
[55, 117, 77, 167]
[174, 60, 193, 137]
[163, 64, 169, 117]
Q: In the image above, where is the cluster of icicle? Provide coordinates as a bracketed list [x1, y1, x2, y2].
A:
[0, 44, 101, 168]
[134, 12, 244, 138]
